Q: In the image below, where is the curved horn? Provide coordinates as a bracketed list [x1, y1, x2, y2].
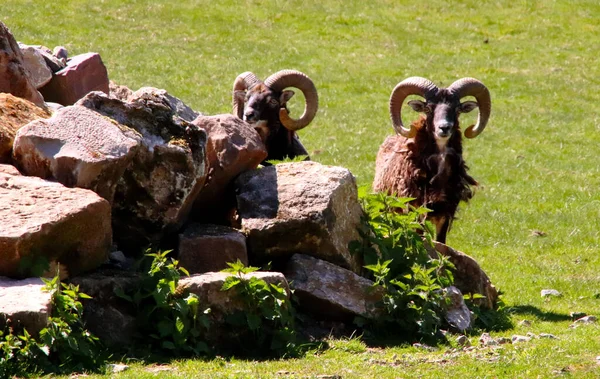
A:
[389, 77, 438, 138]
[447, 78, 491, 138]
[232, 72, 261, 119]
[264, 70, 318, 131]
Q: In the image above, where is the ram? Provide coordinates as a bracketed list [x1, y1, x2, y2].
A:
[373, 77, 491, 243]
[232, 70, 318, 163]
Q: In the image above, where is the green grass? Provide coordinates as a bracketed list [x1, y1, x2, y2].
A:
[3, 0, 600, 377]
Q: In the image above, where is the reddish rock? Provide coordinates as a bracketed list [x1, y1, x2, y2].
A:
[12, 105, 140, 202]
[0, 93, 51, 163]
[236, 161, 364, 273]
[426, 241, 498, 309]
[284, 254, 384, 320]
[0, 164, 20, 175]
[77, 91, 207, 253]
[39, 52, 109, 106]
[0, 22, 45, 107]
[191, 114, 267, 223]
[19, 44, 53, 89]
[0, 173, 112, 278]
[178, 224, 248, 274]
[0, 277, 52, 336]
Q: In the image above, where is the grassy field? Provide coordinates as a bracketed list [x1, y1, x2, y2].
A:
[3, 0, 600, 377]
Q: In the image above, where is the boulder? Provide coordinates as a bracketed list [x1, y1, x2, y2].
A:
[70, 270, 140, 347]
[191, 114, 267, 223]
[443, 286, 471, 332]
[77, 91, 207, 253]
[0, 173, 112, 278]
[39, 52, 109, 105]
[284, 254, 383, 320]
[109, 81, 133, 101]
[0, 22, 45, 107]
[0, 163, 20, 175]
[18, 44, 53, 89]
[236, 161, 363, 272]
[178, 271, 289, 319]
[12, 105, 140, 202]
[178, 224, 248, 274]
[0, 277, 52, 336]
[0, 93, 51, 163]
[426, 242, 498, 309]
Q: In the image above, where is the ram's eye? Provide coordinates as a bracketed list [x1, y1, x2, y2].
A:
[424, 105, 433, 114]
[268, 98, 279, 107]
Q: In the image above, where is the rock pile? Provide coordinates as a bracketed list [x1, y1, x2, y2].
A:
[0, 21, 498, 348]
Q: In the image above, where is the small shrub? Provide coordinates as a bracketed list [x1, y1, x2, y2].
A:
[0, 275, 107, 378]
[220, 260, 297, 356]
[350, 190, 455, 340]
[115, 250, 210, 357]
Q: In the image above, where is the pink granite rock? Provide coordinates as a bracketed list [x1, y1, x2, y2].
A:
[0, 22, 45, 107]
[12, 105, 139, 202]
[39, 52, 109, 105]
[0, 173, 112, 278]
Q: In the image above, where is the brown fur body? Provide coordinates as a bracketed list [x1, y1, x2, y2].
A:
[373, 115, 477, 241]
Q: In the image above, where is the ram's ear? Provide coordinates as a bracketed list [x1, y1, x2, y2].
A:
[407, 100, 427, 113]
[459, 101, 478, 114]
[234, 90, 246, 102]
[280, 90, 295, 105]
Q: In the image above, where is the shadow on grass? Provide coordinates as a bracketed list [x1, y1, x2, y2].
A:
[508, 304, 572, 322]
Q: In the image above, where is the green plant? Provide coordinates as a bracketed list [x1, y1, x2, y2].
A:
[0, 275, 107, 377]
[351, 190, 455, 339]
[115, 250, 210, 357]
[220, 260, 297, 356]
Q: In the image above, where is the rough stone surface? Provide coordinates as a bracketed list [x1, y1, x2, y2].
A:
[18, 44, 53, 89]
[39, 52, 109, 106]
[0, 93, 51, 163]
[426, 241, 498, 309]
[178, 271, 289, 318]
[0, 277, 52, 335]
[236, 161, 363, 272]
[284, 254, 383, 320]
[13, 105, 140, 202]
[109, 81, 133, 101]
[0, 173, 112, 278]
[77, 91, 207, 253]
[178, 224, 248, 274]
[443, 286, 471, 332]
[0, 164, 20, 175]
[71, 270, 140, 346]
[0, 22, 45, 107]
[191, 114, 267, 223]
[131, 87, 201, 122]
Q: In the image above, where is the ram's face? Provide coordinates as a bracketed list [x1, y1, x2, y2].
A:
[409, 93, 478, 144]
[243, 84, 279, 123]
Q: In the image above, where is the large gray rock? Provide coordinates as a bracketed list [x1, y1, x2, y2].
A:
[443, 286, 471, 332]
[426, 242, 498, 309]
[77, 91, 207, 253]
[0, 93, 51, 163]
[178, 224, 248, 274]
[0, 277, 52, 336]
[39, 52, 109, 106]
[236, 161, 363, 272]
[70, 271, 140, 347]
[191, 114, 267, 223]
[12, 105, 140, 202]
[18, 44, 53, 89]
[284, 254, 383, 320]
[0, 22, 45, 107]
[178, 271, 289, 319]
[0, 172, 112, 278]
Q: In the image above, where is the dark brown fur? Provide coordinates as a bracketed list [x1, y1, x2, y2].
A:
[373, 115, 477, 243]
